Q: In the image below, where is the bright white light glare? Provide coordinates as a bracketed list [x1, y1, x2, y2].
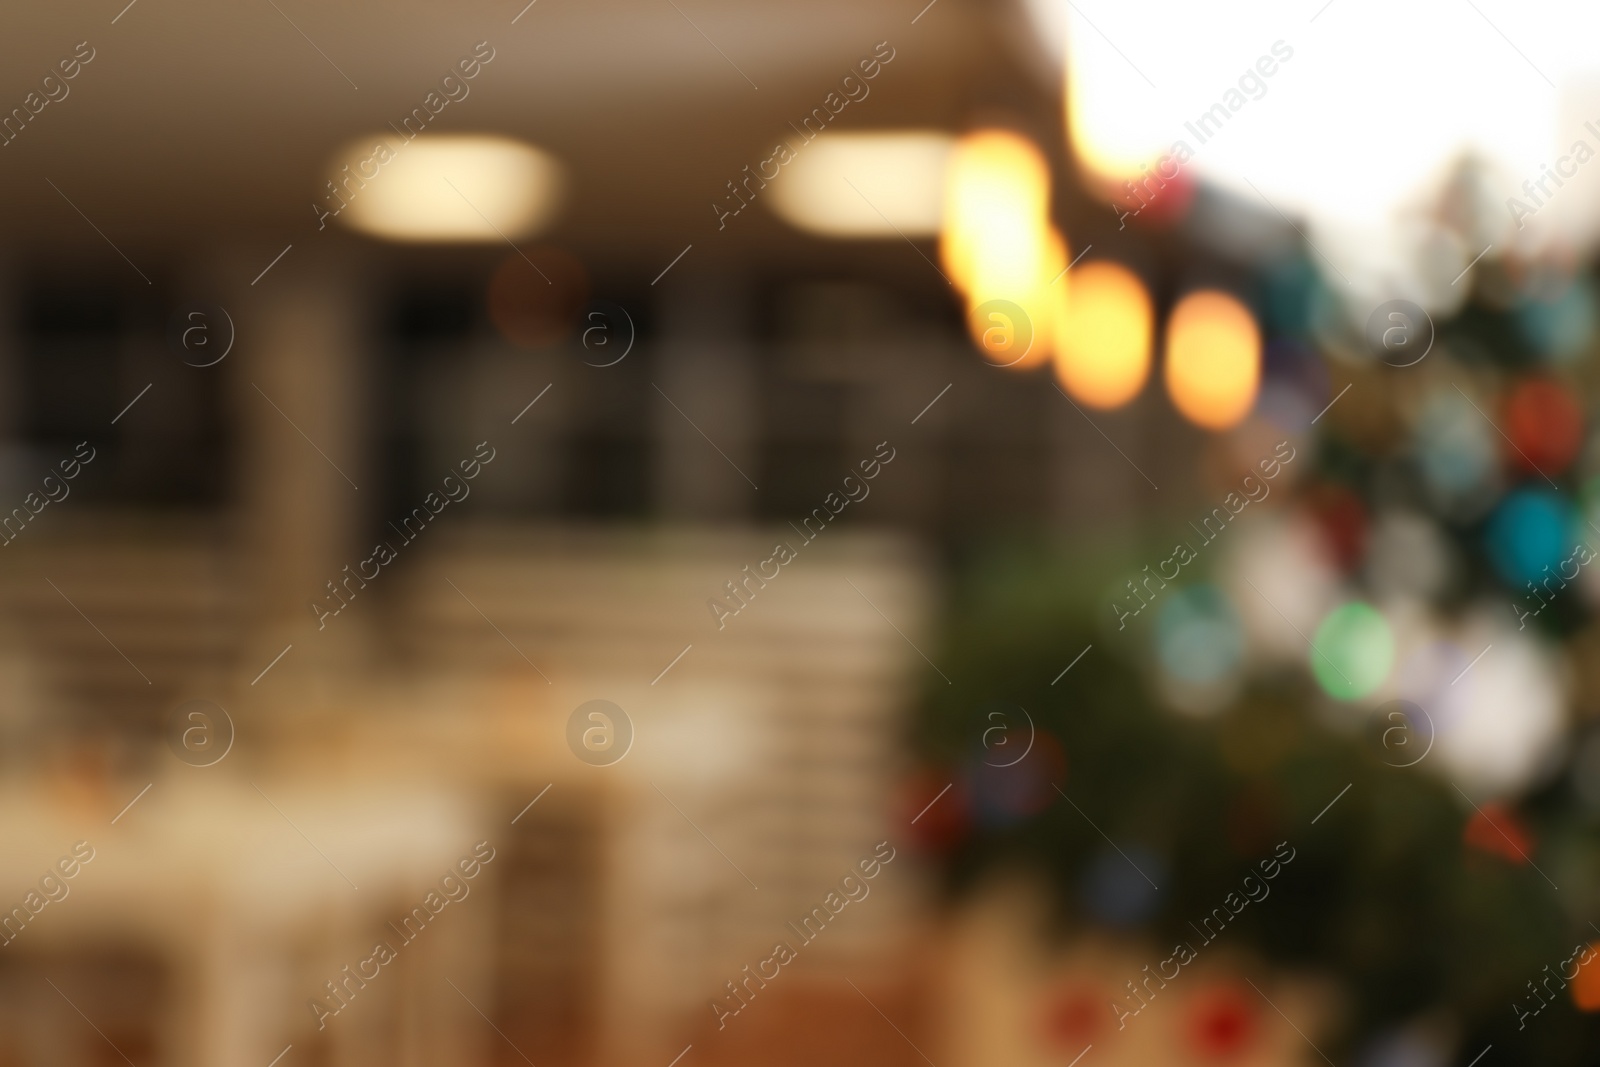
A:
[766, 131, 954, 237]
[1223, 514, 1339, 664]
[1024, 0, 1600, 304]
[331, 134, 564, 243]
[1404, 612, 1566, 796]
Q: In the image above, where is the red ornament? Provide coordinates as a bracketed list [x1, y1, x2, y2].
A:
[1186, 984, 1257, 1059]
[1504, 379, 1583, 476]
[1120, 167, 1196, 228]
[1463, 801, 1535, 864]
[1305, 483, 1367, 573]
[1108, 154, 1195, 229]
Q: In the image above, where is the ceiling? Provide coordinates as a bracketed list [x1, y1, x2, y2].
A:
[0, 0, 1056, 275]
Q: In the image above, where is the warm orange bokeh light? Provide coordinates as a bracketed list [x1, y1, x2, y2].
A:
[1052, 260, 1152, 408]
[1164, 290, 1261, 430]
[941, 129, 1052, 291]
[942, 130, 1060, 369]
[965, 228, 1064, 369]
[1575, 943, 1600, 1011]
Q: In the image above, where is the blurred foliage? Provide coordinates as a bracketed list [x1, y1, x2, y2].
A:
[913, 542, 1600, 1060]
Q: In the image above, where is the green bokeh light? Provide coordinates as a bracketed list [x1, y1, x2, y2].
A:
[1310, 601, 1394, 700]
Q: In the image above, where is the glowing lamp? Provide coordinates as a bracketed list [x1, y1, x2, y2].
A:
[766, 131, 953, 238]
[941, 130, 1052, 292]
[1164, 290, 1260, 430]
[330, 134, 564, 243]
[1052, 260, 1152, 407]
[964, 227, 1064, 368]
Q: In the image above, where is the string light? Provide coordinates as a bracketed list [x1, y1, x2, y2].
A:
[1053, 260, 1152, 408]
[942, 129, 1060, 369]
[1164, 290, 1260, 430]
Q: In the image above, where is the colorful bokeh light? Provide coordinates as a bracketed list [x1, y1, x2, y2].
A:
[1485, 488, 1573, 588]
[1517, 279, 1596, 363]
[1052, 260, 1152, 408]
[1164, 290, 1261, 431]
[1310, 601, 1394, 700]
[1156, 585, 1242, 686]
[1504, 378, 1584, 476]
[1574, 943, 1600, 1011]
[1415, 390, 1501, 514]
[942, 129, 1061, 369]
[941, 129, 1052, 293]
[964, 229, 1064, 368]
